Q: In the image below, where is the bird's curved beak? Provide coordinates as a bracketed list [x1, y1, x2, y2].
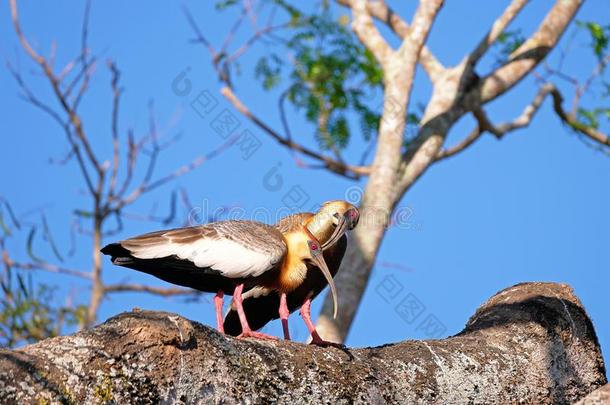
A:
[321, 213, 348, 250]
[310, 251, 339, 319]
[321, 208, 360, 250]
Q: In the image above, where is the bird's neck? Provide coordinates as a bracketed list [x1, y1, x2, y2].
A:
[277, 232, 309, 292]
[306, 209, 336, 245]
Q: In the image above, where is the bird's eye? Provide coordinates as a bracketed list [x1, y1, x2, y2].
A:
[310, 242, 318, 251]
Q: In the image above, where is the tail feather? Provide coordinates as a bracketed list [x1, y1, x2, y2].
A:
[100, 242, 236, 294]
[101, 243, 131, 261]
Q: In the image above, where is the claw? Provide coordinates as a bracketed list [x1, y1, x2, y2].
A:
[309, 334, 345, 348]
[238, 330, 278, 340]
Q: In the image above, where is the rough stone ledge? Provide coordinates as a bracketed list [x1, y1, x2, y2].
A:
[0, 282, 606, 404]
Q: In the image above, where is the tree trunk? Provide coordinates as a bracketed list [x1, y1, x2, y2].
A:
[316, 59, 424, 343]
[86, 214, 104, 328]
[0, 282, 606, 404]
[315, 1, 445, 343]
[316, 0, 583, 344]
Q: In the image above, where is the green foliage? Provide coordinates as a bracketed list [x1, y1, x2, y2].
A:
[255, 55, 283, 90]
[215, 0, 239, 10]
[253, 6, 383, 150]
[494, 29, 525, 64]
[0, 268, 86, 348]
[577, 107, 610, 130]
[577, 21, 610, 61]
[570, 21, 610, 132]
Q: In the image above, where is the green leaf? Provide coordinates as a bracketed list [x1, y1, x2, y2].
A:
[577, 20, 610, 60]
[577, 108, 600, 129]
[73, 209, 93, 218]
[254, 10, 384, 150]
[329, 116, 349, 148]
[407, 113, 420, 126]
[215, 0, 238, 10]
[254, 56, 283, 90]
[493, 30, 525, 64]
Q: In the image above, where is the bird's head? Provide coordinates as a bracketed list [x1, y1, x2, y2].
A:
[307, 200, 359, 249]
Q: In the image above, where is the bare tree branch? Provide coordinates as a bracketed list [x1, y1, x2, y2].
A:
[482, 84, 553, 138]
[470, 0, 530, 63]
[2, 251, 92, 280]
[219, 3, 249, 54]
[104, 283, 201, 297]
[435, 124, 483, 161]
[183, 6, 218, 62]
[350, 0, 393, 66]
[8, 0, 231, 329]
[221, 87, 370, 178]
[396, 0, 444, 61]
[317, 0, 445, 344]
[438, 83, 610, 161]
[478, 0, 583, 103]
[335, 0, 444, 81]
[10, 0, 104, 186]
[394, 0, 583, 200]
[481, 83, 610, 150]
[227, 23, 290, 64]
[570, 54, 610, 116]
[434, 100, 538, 161]
[548, 85, 610, 149]
[114, 134, 240, 210]
[107, 60, 122, 199]
[184, 5, 371, 180]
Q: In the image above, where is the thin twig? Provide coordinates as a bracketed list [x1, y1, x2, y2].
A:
[105, 283, 201, 297]
[114, 134, 240, 210]
[3, 253, 92, 280]
[108, 60, 122, 198]
[469, 0, 529, 63]
[435, 125, 483, 161]
[221, 86, 370, 178]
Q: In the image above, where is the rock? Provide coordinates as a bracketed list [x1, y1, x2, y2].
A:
[0, 282, 606, 404]
[574, 383, 610, 404]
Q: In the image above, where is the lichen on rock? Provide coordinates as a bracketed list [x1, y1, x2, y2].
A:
[0, 282, 606, 404]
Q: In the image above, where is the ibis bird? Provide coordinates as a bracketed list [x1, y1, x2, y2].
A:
[100, 202, 354, 340]
[223, 201, 359, 345]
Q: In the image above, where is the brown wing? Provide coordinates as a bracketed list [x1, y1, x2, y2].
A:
[274, 213, 313, 233]
[101, 220, 287, 294]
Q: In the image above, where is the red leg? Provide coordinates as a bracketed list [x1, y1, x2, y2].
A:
[214, 291, 224, 334]
[233, 284, 277, 340]
[300, 298, 345, 348]
[279, 293, 291, 340]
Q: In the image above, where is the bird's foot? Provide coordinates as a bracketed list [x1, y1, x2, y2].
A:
[238, 330, 278, 340]
[309, 337, 346, 349]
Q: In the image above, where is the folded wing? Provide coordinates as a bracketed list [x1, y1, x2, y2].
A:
[101, 220, 287, 294]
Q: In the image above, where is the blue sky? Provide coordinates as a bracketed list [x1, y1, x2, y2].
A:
[1, 1, 608, 367]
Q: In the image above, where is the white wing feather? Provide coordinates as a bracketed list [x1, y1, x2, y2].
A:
[123, 221, 286, 278]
